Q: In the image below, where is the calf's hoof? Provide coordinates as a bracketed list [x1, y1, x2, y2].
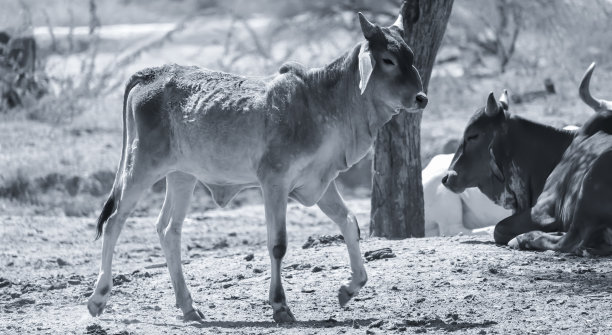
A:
[338, 285, 355, 307]
[272, 305, 296, 323]
[87, 295, 107, 317]
[183, 308, 205, 323]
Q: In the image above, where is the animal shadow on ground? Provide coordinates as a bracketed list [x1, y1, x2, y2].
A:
[520, 267, 611, 294]
[459, 240, 496, 245]
[158, 318, 380, 329]
[404, 317, 497, 332]
[161, 317, 499, 332]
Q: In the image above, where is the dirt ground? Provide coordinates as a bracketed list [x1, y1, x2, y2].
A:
[1, 199, 611, 335]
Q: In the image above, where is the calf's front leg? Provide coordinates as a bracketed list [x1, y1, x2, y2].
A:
[261, 181, 296, 323]
[317, 181, 367, 307]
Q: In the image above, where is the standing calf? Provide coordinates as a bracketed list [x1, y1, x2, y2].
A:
[87, 13, 427, 323]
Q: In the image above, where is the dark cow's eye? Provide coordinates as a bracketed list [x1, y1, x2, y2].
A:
[382, 58, 395, 66]
[467, 134, 479, 141]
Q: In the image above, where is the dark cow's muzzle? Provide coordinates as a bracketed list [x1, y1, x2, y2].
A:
[442, 170, 465, 193]
[415, 92, 428, 109]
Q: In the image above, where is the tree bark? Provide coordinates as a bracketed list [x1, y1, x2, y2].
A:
[370, 0, 454, 238]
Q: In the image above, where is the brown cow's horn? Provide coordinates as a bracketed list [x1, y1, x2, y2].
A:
[579, 62, 612, 112]
[358, 13, 378, 40]
[485, 92, 500, 117]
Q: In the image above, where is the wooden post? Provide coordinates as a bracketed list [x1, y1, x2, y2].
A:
[370, 0, 454, 238]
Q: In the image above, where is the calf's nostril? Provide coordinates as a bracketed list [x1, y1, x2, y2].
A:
[415, 93, 428, 107]
[441, 174, 449, 185]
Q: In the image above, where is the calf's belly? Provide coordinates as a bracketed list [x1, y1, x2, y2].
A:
[176, 148, 260, 185]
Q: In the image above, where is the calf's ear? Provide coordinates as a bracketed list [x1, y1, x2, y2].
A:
[358, 42, 376, 95]
[359, 13, 378, 40]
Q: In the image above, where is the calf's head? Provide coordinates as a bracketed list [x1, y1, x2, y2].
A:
[356, 13, 427, 111]
[442, 91, 510, 199]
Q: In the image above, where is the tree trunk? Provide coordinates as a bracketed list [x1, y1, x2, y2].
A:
[370, 0, 454, 238]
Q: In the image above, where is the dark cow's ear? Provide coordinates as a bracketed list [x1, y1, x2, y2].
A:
[488, 145, 504, 182]
[485, 92, 501, 117]
[499, 89, 509, 111]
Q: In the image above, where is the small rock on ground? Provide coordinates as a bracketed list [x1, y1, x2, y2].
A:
[364, 248, 396, 261]
[302, 234, 344, 249]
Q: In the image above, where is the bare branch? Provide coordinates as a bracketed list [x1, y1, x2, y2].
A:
[223, 17, 237, 56]
[42, 11, 57, 53]
[236, 15, 271, 59]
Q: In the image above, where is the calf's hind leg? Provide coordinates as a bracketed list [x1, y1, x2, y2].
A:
[155, 172, 201, 322]
[317, 181, 367, 307]
[88, 160, 163, 317]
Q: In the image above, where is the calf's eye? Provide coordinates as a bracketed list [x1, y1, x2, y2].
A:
[382, 58, 395, 66]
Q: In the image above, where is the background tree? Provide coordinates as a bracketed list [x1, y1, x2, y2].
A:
[371, 0, 454, 238]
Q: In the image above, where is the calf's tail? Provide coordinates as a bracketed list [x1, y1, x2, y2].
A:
[95, 196, 116, 240]
[94, 73, 145, 240]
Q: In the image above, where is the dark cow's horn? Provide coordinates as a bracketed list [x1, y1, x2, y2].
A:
[499, 89, 509, 110]
[579, 63, 600, 111]
[579, 62, 612, 112]
[485, 92, 500, 117]
[358, 13, 378, 40]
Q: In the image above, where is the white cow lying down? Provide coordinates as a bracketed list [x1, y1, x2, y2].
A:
[423, 154, 512, 236]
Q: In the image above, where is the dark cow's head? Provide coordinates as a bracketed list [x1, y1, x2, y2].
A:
[356, 13, 427, 110]
[442, 91, 515, 208]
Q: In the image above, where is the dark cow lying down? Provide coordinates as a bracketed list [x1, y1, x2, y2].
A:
[509, 130, 612, 254]
[509, 64, 612, 254]
[442, 90, 575, 243]
[443, 63, 612, 253]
